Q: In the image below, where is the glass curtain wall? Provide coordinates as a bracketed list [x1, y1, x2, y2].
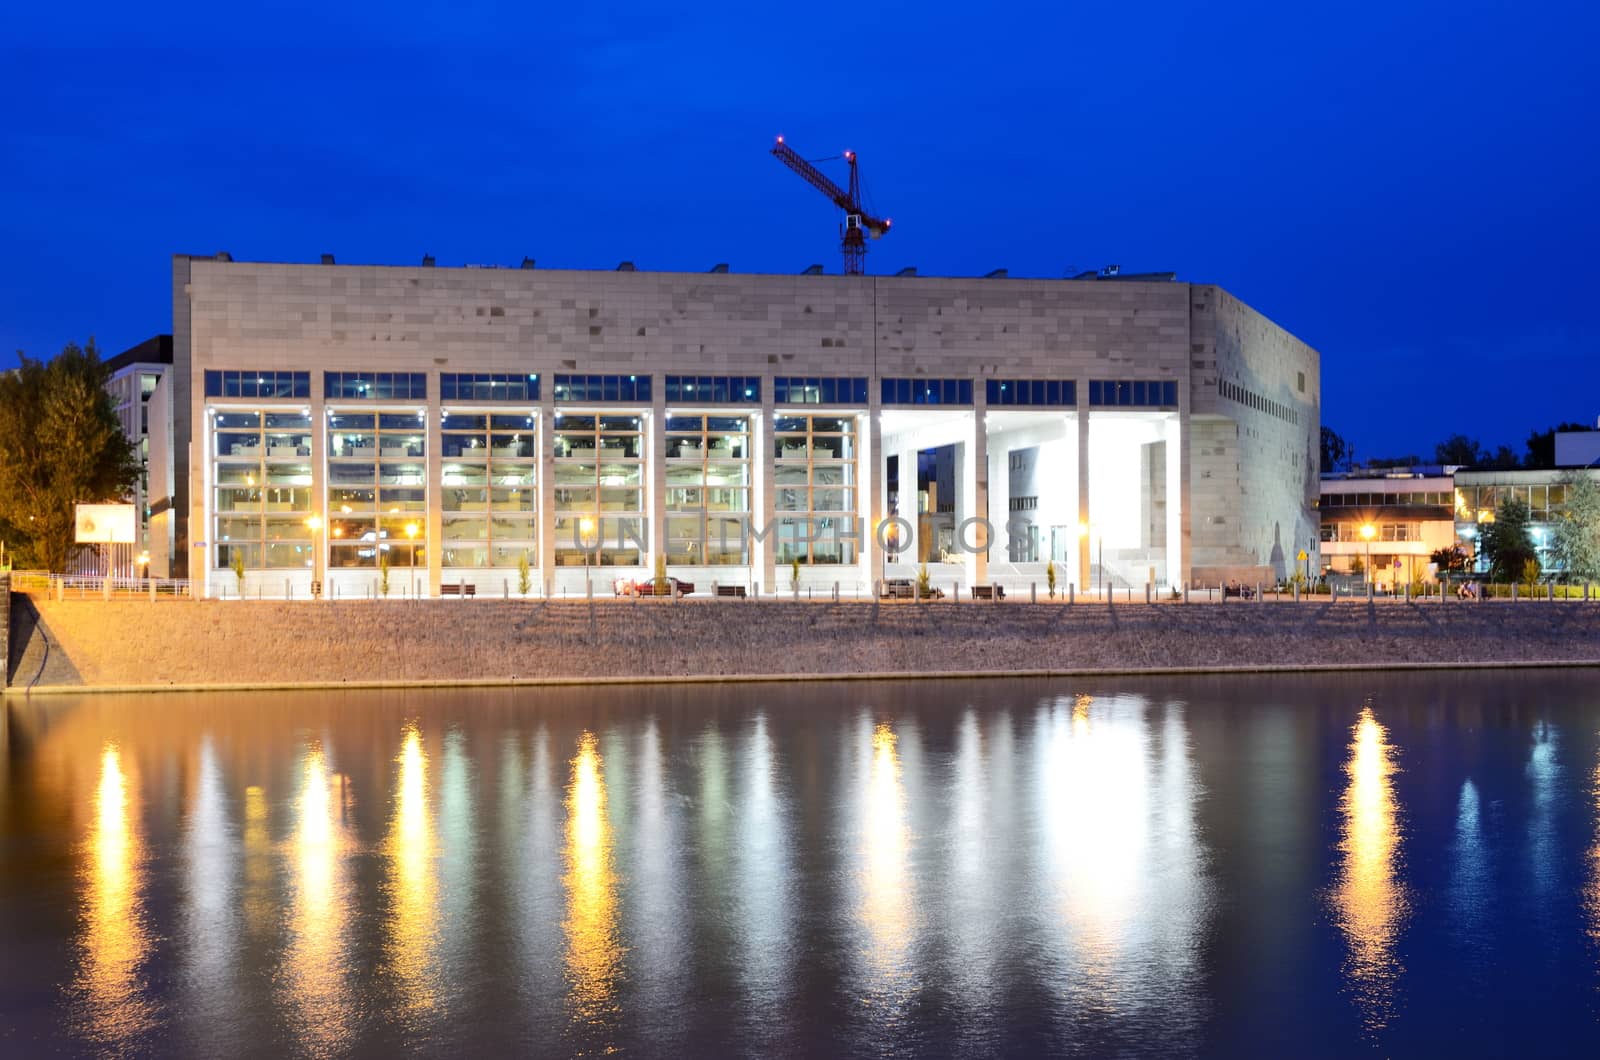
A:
[440, 411, 538, 567]
[772, 415, 858, 564]
[664, 415, 751, 564]
[326, 411, 428, 568]
[212, 410, 315, 569]
[552, 414, 645, 565]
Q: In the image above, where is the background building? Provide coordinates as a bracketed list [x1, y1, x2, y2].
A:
[104, 335, 175, 575]
[170, 255, 1321, 598]
[1319, 466, 1458, 588]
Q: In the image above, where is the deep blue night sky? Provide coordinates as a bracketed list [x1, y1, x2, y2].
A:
[3, 1, 1596, 458]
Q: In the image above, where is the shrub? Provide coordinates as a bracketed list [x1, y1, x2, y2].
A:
[379, 550, 391, 597]
[1045, 560, 1057, 599]
[230, 548, 246, 596]
[517, 552, 532, 596]
[655, 554, 669, 595]
[916, 563, 932, 599]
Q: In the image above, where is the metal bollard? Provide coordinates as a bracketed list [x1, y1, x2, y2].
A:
[833, 582, 840, 603]
[1146, 583, 1152, 604]
[1184, 582, 1190, 604]
[952, 583, 960, 604]
[1068, 584, 1075, 605]
[1511, 583, 1518, 602]
[1030, 582, 1036, 604]
[1256, 583, 1263, 604]
[1548, 582, 1555, 603]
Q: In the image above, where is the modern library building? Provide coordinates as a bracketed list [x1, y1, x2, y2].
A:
[161, 254, 1321, 598]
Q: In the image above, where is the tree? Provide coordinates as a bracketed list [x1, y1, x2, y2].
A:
[1551, 473, 1600, 581]
[1430, 543, 1470, 574]
[1045, 559, 1057, 598]
[517, 552, 532, 596]
[1321, 427, 1354, 474]
[0, 341, 140, 571]
[1480, 498, 1537, 581]
[1434, 434, 1485, 466]
[1484, 445, 1521, 470]
[1525, 423, 1590, 469]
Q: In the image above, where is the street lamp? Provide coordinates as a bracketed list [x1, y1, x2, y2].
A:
[305, 516, 323, 598]
[135, 551, 149, 586]
[404, 521, 419, 597]
[579, 515, 597, 592]
[1360, 522, 1376, 590]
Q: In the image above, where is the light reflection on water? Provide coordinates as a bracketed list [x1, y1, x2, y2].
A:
[1333, 706, 1407, 1033]
[16, 675, 1600, 1055]
[563, 730, 623, 1034]
[75, 743, 157, 1047]
[385, 724, 442, 1023]
[284, 742, 355, 1054]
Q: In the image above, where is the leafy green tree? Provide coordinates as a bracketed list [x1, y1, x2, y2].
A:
[1551, 473, 1600, 580]
[1430, 543, 1469, 574]
[1521, 554, 1542, 592]
[0, 341, 140, 571]
[1480, 497, 1537, 581]
[1434, 434, 1485, 466]
[1320, 427, 1354, 474]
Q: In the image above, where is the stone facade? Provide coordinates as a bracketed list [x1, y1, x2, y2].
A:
[173, 256, 1320, 594]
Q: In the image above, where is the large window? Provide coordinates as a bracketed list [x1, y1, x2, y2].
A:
[774, 377, 868, 405]
[1090, 380, 1179, 408]
[326, 411, 427, 568]
[772, 415, 858, 564]
[553, 374, 651, 403]
[664, 376, 760, 403]
[880, 378, 973, 406]
[211, 410, 315, 569]
[440, 411, 538, 568]
[324, 372, 428, 401]
[552, 414, 645, 565]
[204, 370, 310, 399]
[441, 373, 540, 402]
[664, 415, 751, 564]
[986, 379, 1076, 407]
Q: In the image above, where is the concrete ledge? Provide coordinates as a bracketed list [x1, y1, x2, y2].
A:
[11, 658, 1600, 698]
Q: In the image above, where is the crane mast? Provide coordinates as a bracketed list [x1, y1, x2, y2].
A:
[771, 136, 891, 275]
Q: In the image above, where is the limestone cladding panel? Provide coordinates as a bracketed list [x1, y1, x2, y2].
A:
[182, 262, 1197, 383]
[1189, 287, 1322, 578]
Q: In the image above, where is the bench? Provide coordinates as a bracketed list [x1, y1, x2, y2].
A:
[440, 583, 477, 598]
[715, 584, 748, 598]
[971, 585, 1006, 600]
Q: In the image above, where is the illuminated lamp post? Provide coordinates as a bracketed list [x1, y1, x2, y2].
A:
[405, 521, 420, 598]
[1360, 522, 1376, 590]
[1078, 520, 1100, 597]
[305, 515, 323, 598]
[579, 515, 597, 594]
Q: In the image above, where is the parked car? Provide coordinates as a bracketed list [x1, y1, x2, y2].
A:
[879, 578, 944, 599]
[616, 576, 695, 597]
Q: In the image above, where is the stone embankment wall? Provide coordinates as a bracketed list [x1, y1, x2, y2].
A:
[10, 597, 1600, 690]
[0, 571, 9, 686]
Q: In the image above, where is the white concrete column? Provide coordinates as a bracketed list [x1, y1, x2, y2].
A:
[896, 443, 919, 565]
[1176, 385, 1192, 588]
[309, 382, 327, 593]
[537, 385, 556, 589]
[964, 402, 988, 588]
[866, 390, 883, 589]
[648, 384, 667, 569]
[1077, 397, 1091, 590]
[425, 376, 442, 597]
[759, 384, 776, 594]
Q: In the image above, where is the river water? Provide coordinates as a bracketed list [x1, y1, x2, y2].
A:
[3, 673, 1600, 1056]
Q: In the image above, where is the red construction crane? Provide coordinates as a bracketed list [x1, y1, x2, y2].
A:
[771, 135, 891, 275]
